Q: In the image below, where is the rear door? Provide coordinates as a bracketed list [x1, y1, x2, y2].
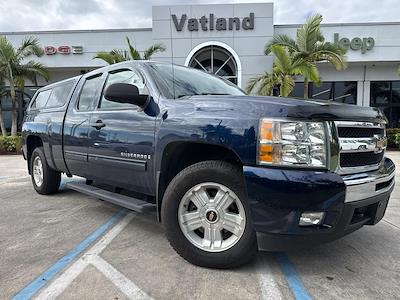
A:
[63, 73, 104, 177]
[87, 66, 157, 195]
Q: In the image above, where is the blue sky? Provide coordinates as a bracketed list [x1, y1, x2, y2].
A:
[0, 0, 399, 31]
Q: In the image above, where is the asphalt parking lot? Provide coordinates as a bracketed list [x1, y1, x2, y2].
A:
[1, 154, 399, 300]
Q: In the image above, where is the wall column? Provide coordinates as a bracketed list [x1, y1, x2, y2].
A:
[357, 81, 364, 106]
[362, 80, 371, 107]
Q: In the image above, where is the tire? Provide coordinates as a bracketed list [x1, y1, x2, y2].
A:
[161, 160, 257, 269]
[30, 147, 61, 195]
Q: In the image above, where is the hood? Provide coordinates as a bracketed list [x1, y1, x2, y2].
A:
[189, 95, 386, 124]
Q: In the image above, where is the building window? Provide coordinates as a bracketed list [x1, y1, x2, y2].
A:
[370, 81, 400, 128]
[188, 45, 238, 85]
[291, 81, 357, 104]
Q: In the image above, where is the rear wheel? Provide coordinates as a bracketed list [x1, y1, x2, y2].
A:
[31, 147, 61, 195]
[162, 160, 257, 268]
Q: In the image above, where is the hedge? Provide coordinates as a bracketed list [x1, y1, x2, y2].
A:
[0, 135, 23, 154]
[386, 128, 400, 149]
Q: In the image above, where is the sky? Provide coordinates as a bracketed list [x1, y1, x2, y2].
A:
[0, 0, 399, 32]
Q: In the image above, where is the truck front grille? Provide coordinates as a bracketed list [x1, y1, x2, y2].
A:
[335, 121, 386, 174]
[340, 151, 384, 167]
[337, 127, 384, 138]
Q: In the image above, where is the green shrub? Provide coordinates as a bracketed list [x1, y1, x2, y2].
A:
[0, 136, 5, 152]
[386, 128, 400, 148]
[0, 135, 23, 153]
[395, 133, 400, 148]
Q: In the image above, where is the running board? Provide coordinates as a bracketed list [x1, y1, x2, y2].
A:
[66, 182, 156, 214]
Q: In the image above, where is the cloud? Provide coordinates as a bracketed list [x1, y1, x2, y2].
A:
[0, 0, 399, 31]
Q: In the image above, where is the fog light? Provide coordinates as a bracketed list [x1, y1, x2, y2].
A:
[299, 212, 325, 226]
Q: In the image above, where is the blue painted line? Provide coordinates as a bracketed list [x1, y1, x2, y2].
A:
[274, 252, 313, 300]
[12, 208, 127, 300]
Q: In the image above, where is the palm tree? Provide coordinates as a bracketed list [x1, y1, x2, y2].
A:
[0, 79, 6, 136]
[0, 36, 49, 136]
[246, 45, 320, 97]
[94, 37, 166, 64]
[265, 14, 347, 98]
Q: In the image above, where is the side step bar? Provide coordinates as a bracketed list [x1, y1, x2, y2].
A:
[66, 181, 156, 214]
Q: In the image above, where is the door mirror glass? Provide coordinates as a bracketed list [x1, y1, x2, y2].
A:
[104, 83, 148, 108]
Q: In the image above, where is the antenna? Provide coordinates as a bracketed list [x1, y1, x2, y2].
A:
[168, 8, 176, 98]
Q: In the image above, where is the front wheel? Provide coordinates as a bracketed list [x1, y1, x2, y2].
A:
[31, 147, 61, 195]
[162, 160, 257, 268]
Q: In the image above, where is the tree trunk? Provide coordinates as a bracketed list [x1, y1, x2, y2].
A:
[9, 81, 18, 136]
[0, 107, 7, 136]
[303, 78, 309, 99]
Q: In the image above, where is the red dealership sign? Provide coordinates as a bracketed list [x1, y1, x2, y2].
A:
[44, 45, 83, 55]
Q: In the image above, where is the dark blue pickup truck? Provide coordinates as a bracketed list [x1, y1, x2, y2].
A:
[22, 61, 395, 268]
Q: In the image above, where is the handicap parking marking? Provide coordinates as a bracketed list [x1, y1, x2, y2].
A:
[34, 212, 152, 300]
[274, 253, 312, 300]
[12, 209, 129, 300]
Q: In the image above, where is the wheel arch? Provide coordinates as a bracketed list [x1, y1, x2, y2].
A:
[156, 141, 244, 221]
[26, 135, 44, 174]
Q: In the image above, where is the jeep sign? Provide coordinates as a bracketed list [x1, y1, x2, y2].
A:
[334, 33, 375, 54]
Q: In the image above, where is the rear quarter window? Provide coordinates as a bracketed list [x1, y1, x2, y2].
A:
[46, 81, 74, 108]
[31, 89, 52, 109]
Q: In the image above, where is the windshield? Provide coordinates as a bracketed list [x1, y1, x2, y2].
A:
[147, 62, 245, 99]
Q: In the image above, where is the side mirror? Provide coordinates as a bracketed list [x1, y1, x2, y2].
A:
[104, 83, 148, 108]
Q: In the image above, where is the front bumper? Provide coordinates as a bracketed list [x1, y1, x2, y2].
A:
[243, 157, 395, 251]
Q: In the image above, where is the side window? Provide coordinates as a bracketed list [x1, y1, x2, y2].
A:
[46, 81, 75, 108]
[77, 75, 103, 111]
[31, 89, 52, 109]
[99, 69, 147, 110]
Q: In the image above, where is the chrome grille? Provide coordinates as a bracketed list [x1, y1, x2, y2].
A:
[335, 121, 386, 174]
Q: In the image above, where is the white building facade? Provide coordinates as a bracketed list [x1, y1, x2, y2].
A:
[2, 3, 400, 128]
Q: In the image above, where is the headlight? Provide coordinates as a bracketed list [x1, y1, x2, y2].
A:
[258, 119, 327, 167]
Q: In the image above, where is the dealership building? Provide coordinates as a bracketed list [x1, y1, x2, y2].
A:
[2, 2, 400, 128]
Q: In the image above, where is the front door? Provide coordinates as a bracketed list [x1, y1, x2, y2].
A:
[87, 67, 157, 195]
[63, 73, 104, 177]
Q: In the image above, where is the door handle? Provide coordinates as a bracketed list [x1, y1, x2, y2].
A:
[91, 120, 106, 130]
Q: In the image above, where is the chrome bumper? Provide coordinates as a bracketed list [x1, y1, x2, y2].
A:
[343, 160, 395, 203]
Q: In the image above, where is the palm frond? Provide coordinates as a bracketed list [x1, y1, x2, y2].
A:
[311, 43, 347, 70]
[296, 14, 324, 52]
[143, 43, 166, 60]
[16, 36, 44, 58]
[280, 75, 295, 97]
[269, 45, 292, 73]
[246, 72, 276, 96]
[265, 34, 297, 55]
[93, 50, 126, 64]
[14, 60, 50, 81]
[126, 37, 141, 60]
[0, 35, 16, 63]
[245, 76, 262, 94]
[110, 49, 128, 62]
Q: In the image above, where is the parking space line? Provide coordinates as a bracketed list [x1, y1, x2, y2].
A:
[12, 209, 128, 300]
[274, 253, 312, 300]
[35, 212, 153, 300]
[91, 256, 152, 300]
[257, 256, 283, 300]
